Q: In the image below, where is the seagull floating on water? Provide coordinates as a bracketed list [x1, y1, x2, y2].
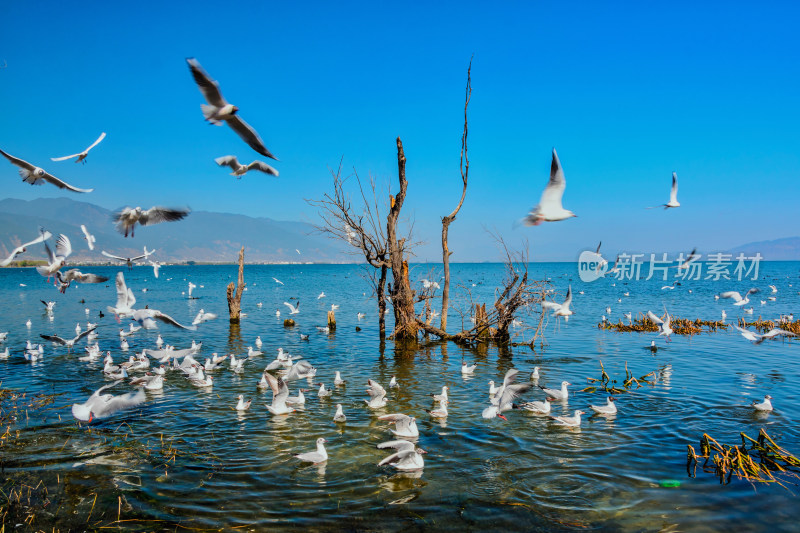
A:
[590, 397, 617, 415]
[752, 395, 773, 412]
[551, 409, 585, 427]
[294, 438, 328, 464]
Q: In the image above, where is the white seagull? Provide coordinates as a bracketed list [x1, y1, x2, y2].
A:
[79, 224, 96, 250]
[752, 395, 773, 412]
[719, 288, 759, 307]
[551, 409, 585, 427]
[523, 148, 577, 225]
[132, 309, 197, 331]
[365, 379, 388, 408]
[0, 148, 94, 192]
[540, 381, 570, 401]
[541, 285, 573, 321]
[215, 155, 278, 178]
[51, 132, 106, 164]
[284, 301, 300, 314]
[377, 440, 426, 471]
[590, 397, 617, 415]
[112, 207, 190, 238]
[294, 438, 328, 464]
[378, 413, 419, 438]
[648, 171, 680, 209]
[0, 229, 52, 267]
[646, 310, 674, 341]
[263, 372, 295, 415]
[333, 404, 346, 422]
[192, 309, 218, 326]
[36, 234, 72, 279]
[734, 325, 797, 345]
[519, 398, 551, 414]
[186, 58, 278, 160]
[71, 381, 145, 422]
[236, 395, 252, 411]
[40, 327, 96, 352]
[101, 247, 156, 269]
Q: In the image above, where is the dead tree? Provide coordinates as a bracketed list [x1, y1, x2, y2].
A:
[308, 162, 393, 337]
[440, 57, 472, 332]
[226, 246, 245, 323]
[387, 138, 418, 341]
[416, 240, 547, 347]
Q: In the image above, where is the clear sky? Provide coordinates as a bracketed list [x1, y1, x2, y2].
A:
[1, 1, 798, 261]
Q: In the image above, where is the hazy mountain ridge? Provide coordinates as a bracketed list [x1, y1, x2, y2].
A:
[727, 237, 800, 261]
[0, 197, 352, 263]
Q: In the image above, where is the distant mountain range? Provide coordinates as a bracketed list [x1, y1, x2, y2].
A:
[1, 197, 797, 264]
[0, 197, 353, 264]
[728, 237, 800, 261]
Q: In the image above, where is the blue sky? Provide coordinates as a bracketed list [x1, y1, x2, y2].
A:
[1, 1, 798, 261]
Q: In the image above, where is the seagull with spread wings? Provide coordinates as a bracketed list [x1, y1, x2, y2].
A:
[112, 206, 190, 237]
[0, 149, 94, 193]
[54, 269, 109, 294]
[36, 234, 72, 278]
[0, 229, 52, 266]
[132, 309, 197, 331]
[523, 149, 577, 225]
[101, 247, 155, 269]
[214, 156, 278, 178]
[80, 224, 96, 250]
[40, 327, 97, 352]
[107, 271, 137, 317]
[186, 58, 278, 160]
[50, 132, 106, 164]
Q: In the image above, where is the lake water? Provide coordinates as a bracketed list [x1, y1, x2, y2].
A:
[1, 262, 799, 531]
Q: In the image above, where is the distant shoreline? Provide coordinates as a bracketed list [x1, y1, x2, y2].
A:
[3, 259, 799, 269]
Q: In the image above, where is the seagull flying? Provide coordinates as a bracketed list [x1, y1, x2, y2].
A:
[186, 58, 278, 160]
[101, 247, 155, 269]
[215, 156, 278, 178]
[132, 309, 197, 331]
[36, 234, 72, 278]
[113, 206, 190, 237]
[40, 327, 96, 352]
[0, 229, 52, 266]
[284, 301, 300, 314]
[648, 172, 680, 209]
[54, 269, 109, 294]
[50, 132, 106, 164]
[0, 148, 94, 193]
[523, 148, 576, 225]
[78, 224, 96, 251]
[541, 285, 573, 321]
[720, 288, 759, 307]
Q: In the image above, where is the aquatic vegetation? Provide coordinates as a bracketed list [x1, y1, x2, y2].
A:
[581, 361, 657, 394]
[598, 314, 729, 335]
[740, 319, 800, 336]
[687, 429, 800, 489]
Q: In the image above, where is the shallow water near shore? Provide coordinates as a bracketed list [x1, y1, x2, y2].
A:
[1, 262, 799, 531]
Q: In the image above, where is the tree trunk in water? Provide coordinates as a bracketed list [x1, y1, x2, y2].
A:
[387, 138, 418, 341]
[377, 263, 387, 338]
[227, 246, 246, 323]
[441, 58, 472, 332]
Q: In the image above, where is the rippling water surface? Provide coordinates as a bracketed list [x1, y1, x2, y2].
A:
[1, 262, 799, 531]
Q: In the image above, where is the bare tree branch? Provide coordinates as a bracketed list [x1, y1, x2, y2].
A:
[441, 56, 472, 332]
